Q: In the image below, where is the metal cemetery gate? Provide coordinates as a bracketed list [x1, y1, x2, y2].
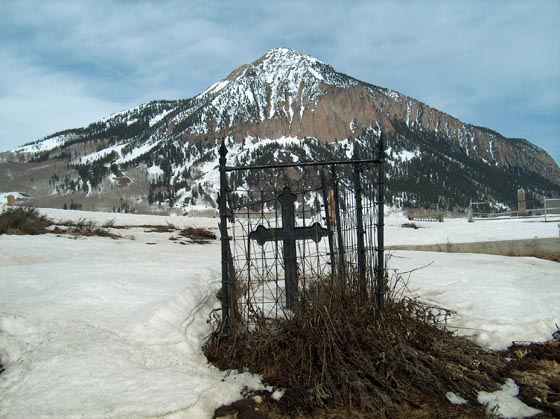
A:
[218, 136, 385, 335]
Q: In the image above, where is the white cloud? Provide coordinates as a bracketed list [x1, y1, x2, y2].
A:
[0, 50, 130, 149]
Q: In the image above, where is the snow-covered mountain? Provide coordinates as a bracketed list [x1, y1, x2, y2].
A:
[1, 47, 559, 213]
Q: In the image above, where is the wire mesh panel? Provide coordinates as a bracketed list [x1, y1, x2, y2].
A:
[218, 137, 385, 333]
[334, 165, 379, 296]
[230, 184, 333, 325]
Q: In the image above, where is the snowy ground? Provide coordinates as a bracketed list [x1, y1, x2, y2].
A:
[0, 208, 559, 418]
[384, 213, 560, 246]
[0, 210, 265, 418]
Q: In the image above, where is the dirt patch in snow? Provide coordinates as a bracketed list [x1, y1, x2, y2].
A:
[502, 342, 560, 418]
[215, 344, 560, 419]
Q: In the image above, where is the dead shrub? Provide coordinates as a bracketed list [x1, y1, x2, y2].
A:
[101, 219, 116, 229]
[54, 219, 120, 239]
[402, 222, 420, 229]
[0, 207, 52, 235]
[143, 223, 177, 233]
[179, 226, 216, 243]
[204, 275, 503, 417]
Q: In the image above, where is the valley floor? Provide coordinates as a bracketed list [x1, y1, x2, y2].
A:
[0, 209, 559, 418]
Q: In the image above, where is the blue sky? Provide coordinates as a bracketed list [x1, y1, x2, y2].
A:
[1, 0, 558, 163]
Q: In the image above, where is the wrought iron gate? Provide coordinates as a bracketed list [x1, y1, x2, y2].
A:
[218, 135, 385, 335]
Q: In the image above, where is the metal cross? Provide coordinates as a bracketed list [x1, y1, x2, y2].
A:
[249, 186, 328, 308]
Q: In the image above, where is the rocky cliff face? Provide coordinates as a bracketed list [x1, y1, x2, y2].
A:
[1, 48, 558, 212]
[175, 48, 558, 182]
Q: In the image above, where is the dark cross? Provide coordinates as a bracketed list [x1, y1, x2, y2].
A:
[249, 186, 328, 308]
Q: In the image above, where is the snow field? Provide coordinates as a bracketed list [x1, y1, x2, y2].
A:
[0, 219, 267, 418]
[0, 209, 558, 418]
[390, 250, 559, 350]
[384, 215, 560, 246]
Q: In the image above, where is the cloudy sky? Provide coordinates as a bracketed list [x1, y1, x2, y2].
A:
[1, 0, 558, 162]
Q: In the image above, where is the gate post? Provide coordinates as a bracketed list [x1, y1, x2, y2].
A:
[321, 170, 336, 281]
[353, 150, 367, 297]
[331, 164, 346, 280]
[219, 139, 232, 336]
[376, 133, 385, 312]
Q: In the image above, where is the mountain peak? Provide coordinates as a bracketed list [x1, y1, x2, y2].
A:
[200, 47, 357, 106]
[249, 47, 343, 85]
[191, 47, 361, 137]
[253, 47, 324, 67]
[204, 48, 350, 94]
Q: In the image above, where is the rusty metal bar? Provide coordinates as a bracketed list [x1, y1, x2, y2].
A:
[376, 133, 386, 312]
[218, 139, 232, 336]
[225, 158, 382, 172]
[321, 170, 336, 281]
[353, 152, 367, 297]
[331, 164, 346, 279]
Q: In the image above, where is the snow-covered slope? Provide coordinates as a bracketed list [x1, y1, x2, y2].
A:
[180, 47, 359, 134]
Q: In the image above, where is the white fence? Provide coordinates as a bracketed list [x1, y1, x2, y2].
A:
[469, 198, 560, 222]
[544, 198, 560, 222]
